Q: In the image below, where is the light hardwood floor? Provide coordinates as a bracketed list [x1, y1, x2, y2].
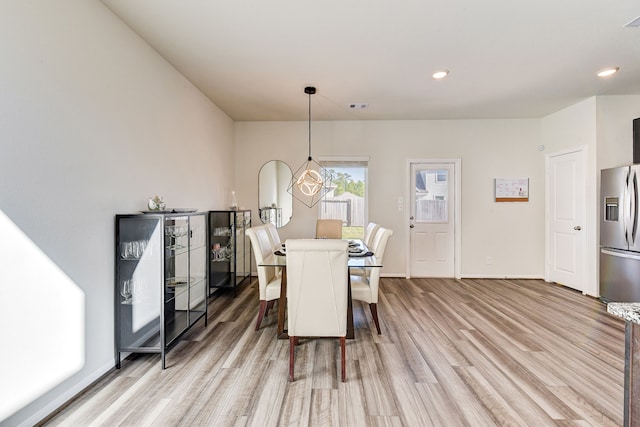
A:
[41, 278, 626, 426]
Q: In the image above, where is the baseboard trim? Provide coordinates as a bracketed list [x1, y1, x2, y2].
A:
[26, 360, 114, 427]
[460, 274, 546, 280]
[394, 274, 546, 280]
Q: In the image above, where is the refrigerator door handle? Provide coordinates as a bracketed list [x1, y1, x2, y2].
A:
[631, 169, 638, 246]
[601, 248, 640, 261]
[623, 169, 630, 245]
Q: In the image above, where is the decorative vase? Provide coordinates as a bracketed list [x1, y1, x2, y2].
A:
[230, 191, 238, 211]
[148, 196, 166, 211]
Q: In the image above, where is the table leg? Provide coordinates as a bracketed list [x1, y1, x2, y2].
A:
[347, 273, 354, 339]
[277, 267, 288, 339]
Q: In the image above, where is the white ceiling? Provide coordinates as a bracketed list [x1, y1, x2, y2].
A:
[101, 0, 640, 121]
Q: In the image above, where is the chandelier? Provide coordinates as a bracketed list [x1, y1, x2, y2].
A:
[287, 86, 333, 207]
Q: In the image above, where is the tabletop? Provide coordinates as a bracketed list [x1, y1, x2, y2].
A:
[258, 239, 383, 269]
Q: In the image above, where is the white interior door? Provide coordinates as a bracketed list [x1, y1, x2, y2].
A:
[547, 149, 585, 292]
[409, 162, 455, 277]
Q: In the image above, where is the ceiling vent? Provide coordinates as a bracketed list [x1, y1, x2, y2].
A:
[624, 16, 640, 27]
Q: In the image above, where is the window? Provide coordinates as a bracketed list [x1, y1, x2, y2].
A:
[436, 170, 447, 183]
[318, 158, 368, 239]
[415, 168, 448, 222]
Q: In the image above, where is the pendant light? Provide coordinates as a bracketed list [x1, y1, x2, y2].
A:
[287, 86, 333, 208]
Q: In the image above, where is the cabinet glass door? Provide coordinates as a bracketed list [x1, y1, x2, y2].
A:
[164, 216, 190, 345]
[188, 214, 207, 324]
[116, 216, 162, 352]
[208, 210, 251, 293]
[209, 212, 233, 288]
[235, 211, 246, 284]
[240, 211, 251, 280]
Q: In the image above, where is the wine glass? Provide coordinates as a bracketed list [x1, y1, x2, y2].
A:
[129, 241, 138, 259]
[121, 242, 131, 259]
[121, 280, 132, 304]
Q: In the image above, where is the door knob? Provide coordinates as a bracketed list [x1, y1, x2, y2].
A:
[410, 224, 415, 228]
[409, 216, 414, 220]
[574, 226, 582, 231]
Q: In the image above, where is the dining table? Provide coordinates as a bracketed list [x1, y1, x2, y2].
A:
[258, 239, 383, 339]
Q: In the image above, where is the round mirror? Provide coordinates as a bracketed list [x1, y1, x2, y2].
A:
[259, 160, 293, 228]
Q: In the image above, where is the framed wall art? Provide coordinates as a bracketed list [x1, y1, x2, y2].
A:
[495, 178, 529, 202]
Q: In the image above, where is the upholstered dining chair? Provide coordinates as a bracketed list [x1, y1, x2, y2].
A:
[315, 219, 342, 239]
[351, 222, 381, 278]
[362, 222, 380, 248]
[265, 222, 282, 249]
[350, 227, 393, 334]
[265, 222, 283, 278]
[286, 239, 349, 382]
[246, 225, 282, 330]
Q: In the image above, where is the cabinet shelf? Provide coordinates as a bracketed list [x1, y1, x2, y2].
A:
[115, 212, 208, 369]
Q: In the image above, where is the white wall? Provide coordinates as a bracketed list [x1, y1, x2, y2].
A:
[0, 1, 234, 425]
[596, 95, 640, 169]
[541, 98, 598, 296]
[595, 96, 640, 296]
[235, 119, 545, 278]
[541, 95, 640, 297]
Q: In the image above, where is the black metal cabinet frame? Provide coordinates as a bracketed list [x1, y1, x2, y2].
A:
[115, 212, 207, 369]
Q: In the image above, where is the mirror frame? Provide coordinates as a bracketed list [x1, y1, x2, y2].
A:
[258, 160, 293, 228]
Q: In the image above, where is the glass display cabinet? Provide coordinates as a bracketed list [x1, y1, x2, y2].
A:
[208, 210, 251, 295]
[115, 212, 207, 369]
[259, 207, 282, 228]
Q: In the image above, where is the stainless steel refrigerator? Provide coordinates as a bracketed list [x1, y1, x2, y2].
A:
[600, 164, 640, 302]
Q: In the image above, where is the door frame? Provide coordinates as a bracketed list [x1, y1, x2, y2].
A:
[544, 146, 587, 291]
[405, 158, 461, 279]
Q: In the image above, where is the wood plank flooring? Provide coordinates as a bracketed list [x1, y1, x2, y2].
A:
[41, 278, 626, 426]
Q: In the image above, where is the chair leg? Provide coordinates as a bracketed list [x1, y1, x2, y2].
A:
[370, 303, 381, 335]
[340, 336, 346, 382]
[289, 336, 296, 382]
[255, 300, 267, 331]
[265, 300, 275, 316]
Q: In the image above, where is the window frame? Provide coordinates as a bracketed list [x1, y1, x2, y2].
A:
[318, 156, 369, 238]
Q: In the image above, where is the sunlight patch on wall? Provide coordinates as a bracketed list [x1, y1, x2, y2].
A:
[0, 210, 85, 421]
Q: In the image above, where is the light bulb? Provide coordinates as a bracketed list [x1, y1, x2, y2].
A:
[296, 169, 324, 196]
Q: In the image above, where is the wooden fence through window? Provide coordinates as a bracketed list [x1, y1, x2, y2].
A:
[319, 197, 365, 227]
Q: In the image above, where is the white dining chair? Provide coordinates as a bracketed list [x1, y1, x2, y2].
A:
[286, 239, 349, 382]
[265, 222, 282, 249]
[246, 225, 282, 330]
[362, 222, 380, 248]
[265, 222, 283, 278]
[350, 227, 393, 334]
[351, 222, 381, 277]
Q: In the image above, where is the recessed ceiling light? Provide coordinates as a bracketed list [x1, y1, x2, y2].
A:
[597, 67, 619, 77]
[432, 70, 449, 79]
